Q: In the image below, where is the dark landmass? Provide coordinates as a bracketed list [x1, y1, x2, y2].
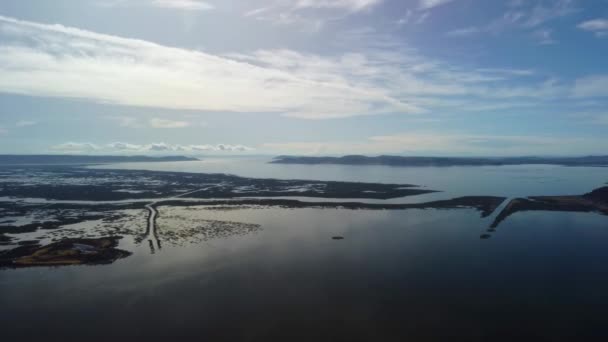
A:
[0, 234, 13, 245]
[0, 237, 131, 268]
[1, 164, 605, 251]
[0, 165, 436, 247]
[0, 166, 434, 201]
[271, 155, 608, 167]
[0, 154, 198, 165]
[0, 201, 129, 235]
[491, 187, 608, 228]
[160, 196, 506, 218]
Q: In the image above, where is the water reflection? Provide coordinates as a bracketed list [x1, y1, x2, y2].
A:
[3, 204, 608, 339]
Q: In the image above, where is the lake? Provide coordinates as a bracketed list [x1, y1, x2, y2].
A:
[1, 158, 608, 340]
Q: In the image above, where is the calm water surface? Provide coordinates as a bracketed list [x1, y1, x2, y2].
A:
[93, 157, 608, 199]
[2, 160, 608, 340]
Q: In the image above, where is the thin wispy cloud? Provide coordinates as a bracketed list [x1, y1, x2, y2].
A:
[15, 120, 37, 127]
[446, 26, 480, 37]
[419, 0, 455, 10]
[0, 14, 591, 121]
[521, 0, 577, 28]
[99, 0, 214, 11]
[447, 0, 578, 42]
[578, 19, 608, 37]
[533, 28, 557, 45]
[0, 0, 605, 157]
[573, 75, 608, 98]
[0, 15, 425, 119]
[244, 0, 382, 32]
[152, 0, 213, 11]
[149, 118, 190, 128]
[295, 0, 382, 12]
[107, 116, 141, 128]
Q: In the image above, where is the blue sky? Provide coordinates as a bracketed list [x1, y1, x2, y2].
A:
[0, 0, 607, 156]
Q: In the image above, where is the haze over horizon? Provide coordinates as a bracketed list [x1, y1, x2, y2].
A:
[1, 0, 608, 156]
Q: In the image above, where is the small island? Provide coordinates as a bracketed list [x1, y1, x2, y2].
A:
[0, 237, 131, 268]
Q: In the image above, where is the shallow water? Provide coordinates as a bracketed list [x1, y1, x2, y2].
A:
[1, 160, 608, 340]
[93, 157, 608, 199]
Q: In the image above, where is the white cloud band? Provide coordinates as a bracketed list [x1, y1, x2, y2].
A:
[51, 142, 254, 154]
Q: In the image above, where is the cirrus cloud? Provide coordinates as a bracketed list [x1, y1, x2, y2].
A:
[419, 0, 455, 10]
[0, 15, 423, 120]
[149, 118, 190, 128]
[152, 0, 213, 11]
[15, 120, 38, 127]
[0, 14, 593, 122]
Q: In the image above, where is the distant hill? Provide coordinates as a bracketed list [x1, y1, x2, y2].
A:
[0, 155, 198, 165]
[271, 155, 608, 167]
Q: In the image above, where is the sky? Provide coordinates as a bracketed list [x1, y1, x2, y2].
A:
[0, 0, 607, 156]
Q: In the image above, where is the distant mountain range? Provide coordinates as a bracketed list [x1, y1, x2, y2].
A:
[0, 155, 198, 165]
[271, 155, 608, 167]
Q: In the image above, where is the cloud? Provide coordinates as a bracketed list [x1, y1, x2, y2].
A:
[50, 141, 254, 154]
[0, 15, 579, 121]
[573, 75, 608, 98]
[99, 0, 214, 11]
[395, 0, 453, 27]
[446, 27, 480, 37]
[532, 28, 557, 45]
[149, 118, 190, 128]
[294, 0, 382, 12]
[107, 142, 142, 150]
[244, 0, 382, 31]
[396, 10, 413, 26]
[151, 0, 213, 10]
[0, 15, 427, 119]
[106, 116, 141, 128]
[419, 0, 455, 10]
[0, 126, 7, 135]
[578, 18, 608, 37]
[520, 0, 577, 28]
[108, 116, 203, 128]
[51, 142, 101, 153]
[15, 120, 37, 127]
[447, 0, 577, 40]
